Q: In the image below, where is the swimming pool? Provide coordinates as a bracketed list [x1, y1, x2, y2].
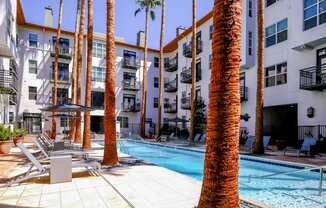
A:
[101, 139, 326, 208]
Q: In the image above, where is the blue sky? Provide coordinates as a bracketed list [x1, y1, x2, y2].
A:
[21, 0, 213, 48]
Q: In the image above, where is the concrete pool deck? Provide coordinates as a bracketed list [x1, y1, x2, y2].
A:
[0, 139, 264, 208]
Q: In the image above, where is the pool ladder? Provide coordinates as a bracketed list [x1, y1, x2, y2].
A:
[247, 165, 326, 196]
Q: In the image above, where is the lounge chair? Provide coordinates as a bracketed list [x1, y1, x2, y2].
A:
[194, 134, 202, 143]
[243, 136, 255, 151]
[284, 136, 317, 157]
[40, 133, 81, 151]
[263, 136, 271, 150]
[200, 133, 206, 143]
[32, 137, 89, 160]
[4, 144, 101, 187]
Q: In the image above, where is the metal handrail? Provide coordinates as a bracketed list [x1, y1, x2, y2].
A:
[247, 165, 326, 195]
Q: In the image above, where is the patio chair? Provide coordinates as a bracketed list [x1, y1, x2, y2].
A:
[243, 136, 255, 151]
[200, 133, 206, 143]
[32, 137, 89, 160]
[263, 136, 271, 150]
[284, 136, 317, 157]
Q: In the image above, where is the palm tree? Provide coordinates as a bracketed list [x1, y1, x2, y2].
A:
[157, 0, 165, 137]
[189, 0, 197, 145]
[197, 0, 242, 207]
[51, 0, 64, 139]
[75, 0, 86, 144]
[103, 0, 118, 166]
[135, 0, 161, 137]
[83, 0, 93, 150]
[253, 0, 265, 154]
[69, 0, 81, 141]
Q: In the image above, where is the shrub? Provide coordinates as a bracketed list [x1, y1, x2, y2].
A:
[0, 125, 11, 141]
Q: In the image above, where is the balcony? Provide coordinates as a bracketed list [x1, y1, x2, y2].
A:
[9, 94, 17, 105]
[122, 57, 141, 69]
[50, 71, 71, 83]
[0, 68, 17, 94]
[164, 102, 177, 114]
[165, 56, 178, 72]
[183, 41, 203, 58]
[181, 96, 204, 110]
[240, 86, 248, 102]
[300, 64, 326, 91]
[180, 67, 201, 84]
[50, 46, 72, 60]
[164, 78, 178, 93]
[122, 79, 140, 91]
[121, 102, 141, 112]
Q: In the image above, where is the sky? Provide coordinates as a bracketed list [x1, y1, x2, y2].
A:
[20, 0, 213, 49]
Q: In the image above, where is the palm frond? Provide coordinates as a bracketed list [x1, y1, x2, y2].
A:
[134, 8, 142, 16]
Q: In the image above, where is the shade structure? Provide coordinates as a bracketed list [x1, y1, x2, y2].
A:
[40, 104, 93, 113]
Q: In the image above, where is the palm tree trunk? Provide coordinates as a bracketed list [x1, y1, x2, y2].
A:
[157, 0, 165, 137]
[69, 0, 81, 141]
[75, 0, 86, 144]
[197, 0, 242, 207]
[140, 7, 149, 137]
[103, 0, 118, 166]
[253, 0, 265, 154]
[51, 0, 64, 140]
[83, 0, 93, 150]
[189, 0, 197, 145]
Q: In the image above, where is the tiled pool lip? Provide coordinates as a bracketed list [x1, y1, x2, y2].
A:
[119, 138, 319, 170]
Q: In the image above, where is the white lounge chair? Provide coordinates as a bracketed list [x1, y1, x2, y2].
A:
[4, 144, 100, 187]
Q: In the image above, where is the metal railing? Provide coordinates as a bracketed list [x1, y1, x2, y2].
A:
[122, 80, 140, 91]
[300, 64, 326, 90]
[164, 78, 178, 92]
[122, 57, 141, 69]
[165, 56, 178, 72]
[50, 71, 71, 83]
[180, 67, 201, 83]
[121, 102, 141, 112]
[50, 45, 73, 59]
[164, 102, 177, 114]
[298, 125, 326, 141]
[0, 68, 17, 92]
[247, 165, 326, 195]
[183, 40, 203, 58]
[181, 96, 191, 110]
[240, 86, 248, 102]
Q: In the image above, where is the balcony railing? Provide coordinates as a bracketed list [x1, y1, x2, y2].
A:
[180, 67, 201, 84]
[181, 96, 204, 110]
[300, 64, 326, 91]
[183, 41, 203, 58]
[50, 71, 71, 83]
[0, 68, 17, 93]
[164, 78, 178, 92]
[240, 86, 248, 102]
[9, 94, 17, 105]
[122, 57, 141, 69]
[49, 96, 71, 105]
[165, 56, 178, 72]
[122, 80, 140, 91]
[121, 102, 141, 112]
[164, 102, 177, 114]
[50, 45, 73, 60]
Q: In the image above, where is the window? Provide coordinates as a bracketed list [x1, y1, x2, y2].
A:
[154, 57, 159, 68]
[52, 63, 69, 81]
[304, 0, 326, 30]
[60, 117, 68, 127]
[29, 33, 38, 47]
[248, 31, 253, 55]
[52, 37, 70, 48]
[9, 112, 14, 124]
[265, 18, 288, 47]
[92, 40, 106, 58]
[154, 98, 158, 108]
[53, 88, 69, 104]
[117, 116, 129, 128]
[249, 0, 253, 17]
[209, 25, 213, 40]
[91, 91, 105, 109]
[29, 60, 37, 74]
[92, 66, 105, 82]
[209, 54, 212, 69]
[265, 62, 287, 87]
[28, 86, 37, 100]
[154, 77, 159, 88]
[266, 0, 277, 7]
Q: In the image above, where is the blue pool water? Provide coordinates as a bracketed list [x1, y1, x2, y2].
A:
[103, 140, 326, 207]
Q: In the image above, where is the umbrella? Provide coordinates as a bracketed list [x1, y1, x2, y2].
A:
[48, 113, 81, 118]
[40, 103, 93, 112]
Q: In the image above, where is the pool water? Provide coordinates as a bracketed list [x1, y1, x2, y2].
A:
[108, 140, 326, 207]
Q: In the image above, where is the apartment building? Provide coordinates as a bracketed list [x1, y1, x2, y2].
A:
[161, 0, 326, 146]
[0, 0, 19, 129]
[0, 0, 160, 136]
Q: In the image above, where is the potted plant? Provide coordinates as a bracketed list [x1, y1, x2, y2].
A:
[12, 128, 27, 146]
[0, 124, 12, 154]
